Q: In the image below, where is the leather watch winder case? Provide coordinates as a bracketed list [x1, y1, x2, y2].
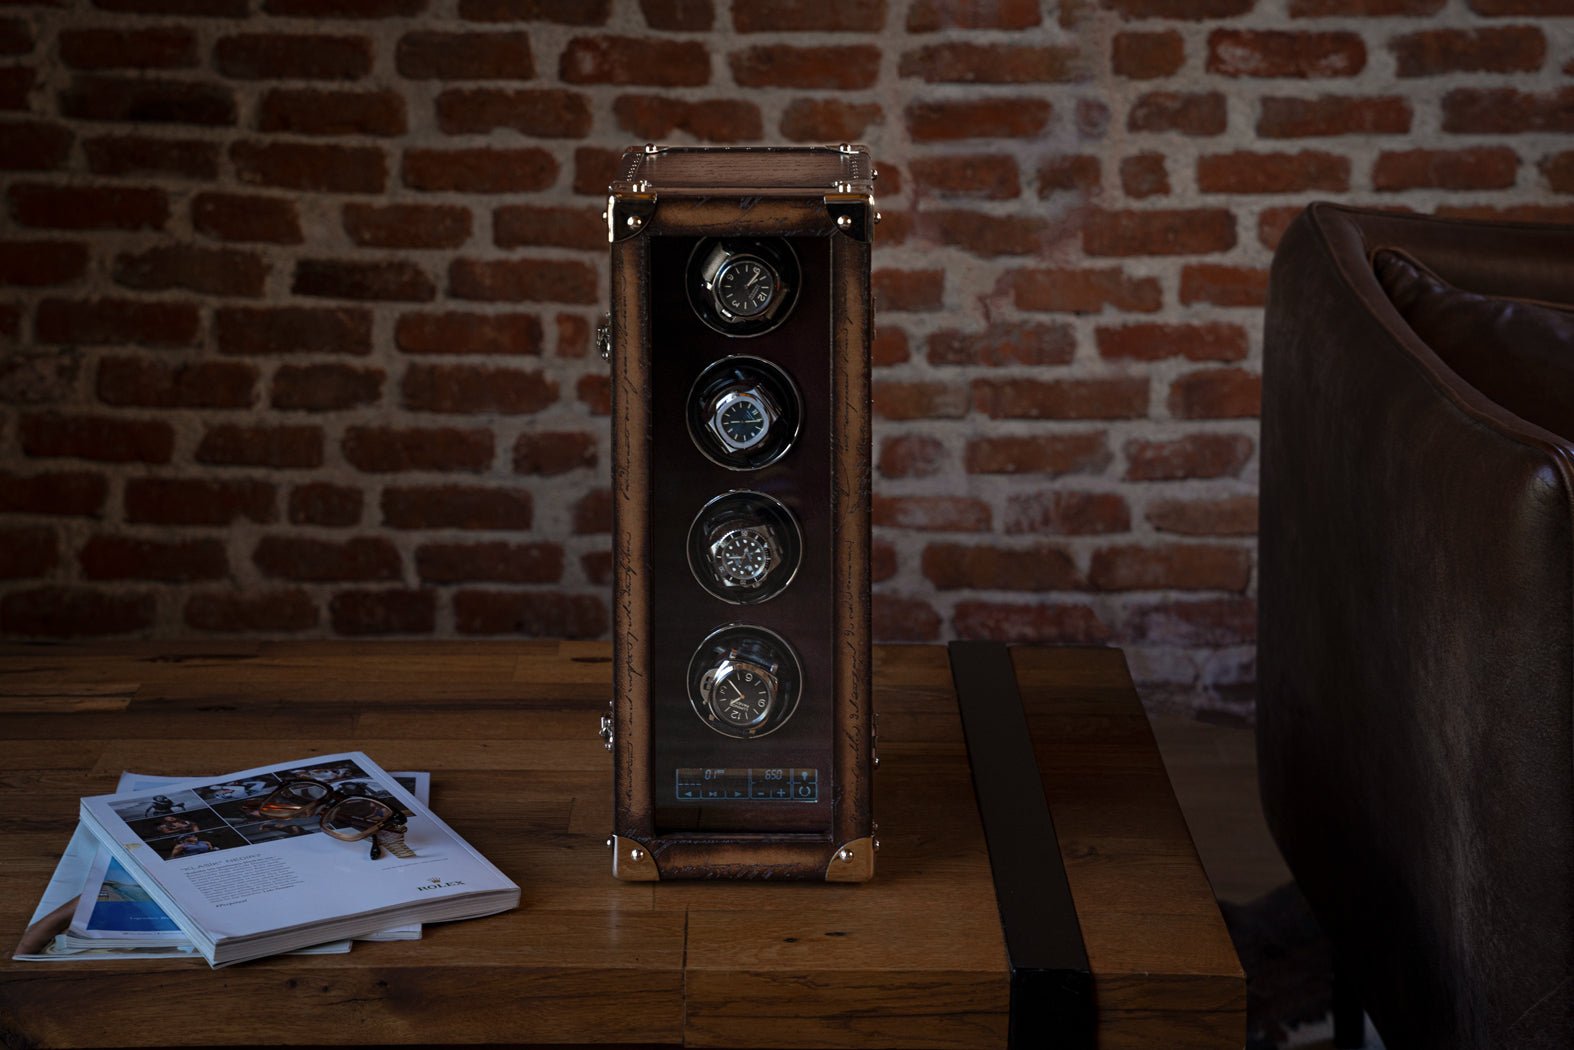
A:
[601, 145, 876, 881]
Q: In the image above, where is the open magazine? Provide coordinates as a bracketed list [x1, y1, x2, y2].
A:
[72, 752, 518, 967]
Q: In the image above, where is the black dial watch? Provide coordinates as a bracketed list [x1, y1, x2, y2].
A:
[688, 239, 799, 337]
[707, 385, 779, 453]
[687, 626, 802, 739]
[687, 491, 801, 604]
[698, 653, 779, 732]
[713, 255, 777, 321]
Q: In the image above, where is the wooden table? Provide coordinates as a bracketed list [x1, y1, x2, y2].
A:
[0, 641, 1243, 1048]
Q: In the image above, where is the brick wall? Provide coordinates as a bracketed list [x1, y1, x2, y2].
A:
[0, 0, 1569, 713]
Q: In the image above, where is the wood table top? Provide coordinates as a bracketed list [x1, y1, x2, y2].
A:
[0, 641, 1242, 1049]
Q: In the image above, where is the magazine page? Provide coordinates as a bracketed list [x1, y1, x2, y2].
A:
[78, 752, 517, 956]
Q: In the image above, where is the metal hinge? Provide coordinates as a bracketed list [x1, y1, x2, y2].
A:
[598, 700, 614, 751]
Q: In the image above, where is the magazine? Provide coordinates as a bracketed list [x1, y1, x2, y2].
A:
[77, 752, 518, 967]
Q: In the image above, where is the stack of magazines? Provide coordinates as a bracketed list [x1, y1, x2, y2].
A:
[14, 752, 519, 967]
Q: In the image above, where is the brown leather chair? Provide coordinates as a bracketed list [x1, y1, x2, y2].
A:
[1258, 203, 1574, 1048]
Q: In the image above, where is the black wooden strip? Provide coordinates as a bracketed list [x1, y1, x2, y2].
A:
[948, 640, 1094, 1050]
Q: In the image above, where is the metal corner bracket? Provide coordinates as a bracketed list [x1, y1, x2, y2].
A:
[825, 836, 875, 882]
[611, 834, 660, 881]
[824, 194, 875, 243]
[607, 191, 657, 243]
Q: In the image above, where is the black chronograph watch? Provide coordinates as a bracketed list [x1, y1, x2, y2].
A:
[688, 238, 800, 337]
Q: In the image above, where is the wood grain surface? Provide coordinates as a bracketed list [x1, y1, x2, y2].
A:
[0, 641, 1240, 1049]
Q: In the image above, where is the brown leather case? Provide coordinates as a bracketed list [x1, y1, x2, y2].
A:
[604, 145, 876, 881]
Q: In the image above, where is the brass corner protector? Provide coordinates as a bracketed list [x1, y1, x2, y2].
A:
[824, 194, 874, 243]
[606, 193, 657, 243]
[825, 836, 875, 882]
[611, 835, 660, 881]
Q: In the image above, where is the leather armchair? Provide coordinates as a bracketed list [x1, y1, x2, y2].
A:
[1258, 203, 1574, 1048]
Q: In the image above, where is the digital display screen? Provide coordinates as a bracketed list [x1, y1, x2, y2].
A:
[675, 768, 818, 802]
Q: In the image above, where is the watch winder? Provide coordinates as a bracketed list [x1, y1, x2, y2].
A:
[601, 144, 876, 881]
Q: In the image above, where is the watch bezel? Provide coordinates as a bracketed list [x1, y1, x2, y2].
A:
[685, 490, 804, 605]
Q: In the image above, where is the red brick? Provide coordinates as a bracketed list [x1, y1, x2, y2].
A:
[1125, 596, 1255, 646]
[1105, 0, 1251, 14]
[79, 535, 226, 581]
[84, 135, 219, 179]
[10, 184, 167, 230]
[382, 488, 532, 528]
[0, 527, 56, 580]
[258, 88, 407, 137]
[953, 601, 1110, 644]
[909, 154, 1019, 200]
[559, 35, 708, 86]
[613, 95, 762, 143]
[450, 258, 597, 303]
[872, 327, 910, 366]
[232, 141, 385, 193]
[1541, 152, 1574, 194]
[974, 376, 1148, 420]
[0, 240, 88, 286]
[492, 205, 602, 251]
[1113, 30, 1183, 79]
[0, 67, 32, 111]
[345, 203, 470, 249]
[1125, 433, 1253, 480]
[60, 27, 196, 69]
[217, 307, 372, 356]
[873, 268, 943, 312]
[1147, 494, 1258, 536]
[907, 98, 1051, 140]
[1004, 491, 1130, 535]
[214, 33, 372, 80]
[436, 88, 591, 137]
[1442, 88, 1574, 134]
[196, 424, 322, 468]
[289, 483, 363, 526]
[872, 596, 942, 643]
[1084, 208, 1234, 257]
[36, 298, 198, 347]
[185, 590, 317, 632]
[513, 431, 597, 475]
[571, 146, 620, 195]
[272, 364, 383, 411]
[459, 0, 610, 21]
[1097, 322, 1248, 362]
[873, 496, 991, 532]
[402, 364, 557, 414]
[871, 380, 967, 420]
[0, 349, 77, 401]
[1208, 30, 1366, 78]
[1257, 95, 1411, 138]
[734, 0, 887, 30]
[0, 18, 33, 55]
[255, 536, 400, 581]
[97, 357, 257, 408]
[1290, 0, 1441, 12]
[732, 45, 881, 89]
[964, 432, 1110, 476]
[265, 0, 426, 13]
[59, 75, 236, 126]
[1179, 264, 1268, 306]
[1197, 150, 1349, 193]
[343, 424, 493, 472]
[908, 0, 1042, 29]
[193, 192, 302, 244]
[780, 99, 883, 141]
[1469, 0, 1574, 11]
[0, 587, 154, 637]
[554, 315, 587, 358]
[396, 312, 541, 356]
[293, 259, 435, 302]
[453, 590, 606, 638]
[573, 489, 611, 534]
[1120, 153, 1169, 198]
[900, 43, 1083, 84]
[923, 542, 1080, 590]
[93, 0, 249, 12]
[576, 374, 610, 416]
[330, 590, 436, 636]
[1391, 26, 1544, 77]
[403, 147, 556, 193]
[0, 121, 73, 171]
[1373, 147, 1518, 191]
[871, 540, 897, 582]
[914, 210, 1050, 257]
[114, 245, 267, 298]
[1169, 368, 1262, 419]
[416, 541, 562, 584]
[1127, 91, 1227, 135]
[1010, 266, 1163, 314]
[397, 30, 533, 79]
[124, 477, 275, 525]
[878, 435, 946, 478]
[1090, 543, 1250, 591]
[641, 0, 713, 29]
[928, 323, 1075, 367]
[0, 471, 107, 516]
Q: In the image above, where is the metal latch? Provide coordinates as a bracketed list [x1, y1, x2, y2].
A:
[598, 700, 614, 751]
[595, 314, 611, 362]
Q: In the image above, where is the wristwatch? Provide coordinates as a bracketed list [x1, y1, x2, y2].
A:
[706, 383, 780, 454]
[707, 522, 784, 590]
[698, 651, 780, 733]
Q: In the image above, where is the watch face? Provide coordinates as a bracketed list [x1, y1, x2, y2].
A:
[715, 257, 776, 319]
[711, 527, 776, 587]
[715, 393, 769, 451]
[702, 660, 776, 729]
